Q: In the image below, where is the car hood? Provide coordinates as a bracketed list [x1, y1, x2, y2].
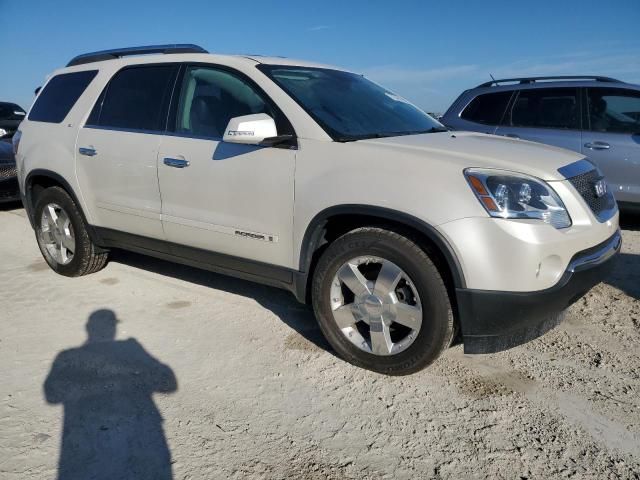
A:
[359, 131, 584, 181]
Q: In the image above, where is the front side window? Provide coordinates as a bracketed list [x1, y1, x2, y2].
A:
[28, 70, 97, 123]
[508, 88, 579, 130]
[258, 65, 445, 141]
[587, 88, 640, 134]
[460, 91, 512, 125]
[172, 66, 277, 139]
[87, 65, 177, 131]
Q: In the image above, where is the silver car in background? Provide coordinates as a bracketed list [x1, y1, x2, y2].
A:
[441, 76, 640, 210]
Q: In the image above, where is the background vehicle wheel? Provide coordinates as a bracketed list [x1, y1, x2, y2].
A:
[34, 186, 109, 276]
[312, 227, 455, 375]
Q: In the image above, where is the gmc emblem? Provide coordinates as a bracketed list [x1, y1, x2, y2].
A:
[593, 178, 607, 198]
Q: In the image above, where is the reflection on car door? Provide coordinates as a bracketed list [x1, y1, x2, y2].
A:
[583, 87, 640, 204]
[157, 65, 296, 268]
[76, 64, 178, 239]
[495, 87, 582, 152]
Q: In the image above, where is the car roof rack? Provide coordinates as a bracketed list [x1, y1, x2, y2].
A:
[476, 75, 622, 88]
[66, 44, 208, 67]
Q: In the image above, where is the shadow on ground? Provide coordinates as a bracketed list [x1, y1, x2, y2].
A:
[0, 200, 22, 211]
[620, 209, 640, 232]
[110, 250, 332, 353]
[44, 309, 177, 480]
[605, 253, 640, 300]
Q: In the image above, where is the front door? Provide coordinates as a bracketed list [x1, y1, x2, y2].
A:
[495, 87, 583, 152]
[157, 65, 296, 268]
[76, 64, 178, 239]
[583, 87, 640, 204]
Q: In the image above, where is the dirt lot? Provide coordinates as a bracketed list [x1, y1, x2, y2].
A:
[1, 202, 639, 479]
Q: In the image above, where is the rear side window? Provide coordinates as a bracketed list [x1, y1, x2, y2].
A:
[28, 70, 97, 123]
[87, 65, 177, 132]
[508, 88, 579, 130]
[460, 91, 512, 125]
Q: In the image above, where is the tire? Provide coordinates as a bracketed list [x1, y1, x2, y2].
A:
[34, 186, 109, 276]
[312, 227, 455, 375]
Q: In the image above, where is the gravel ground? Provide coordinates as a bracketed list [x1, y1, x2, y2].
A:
[1, 202, 639, 479]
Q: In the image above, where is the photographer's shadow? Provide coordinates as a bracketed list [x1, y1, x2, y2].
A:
[44, 309, 177, 480]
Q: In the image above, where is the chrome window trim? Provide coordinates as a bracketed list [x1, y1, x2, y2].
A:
[83, 125, 165, 136]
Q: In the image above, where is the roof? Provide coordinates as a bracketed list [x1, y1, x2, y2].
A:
[63, 44, 346, 72]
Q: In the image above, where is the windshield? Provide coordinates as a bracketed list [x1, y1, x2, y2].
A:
[258, 65, 446, 141]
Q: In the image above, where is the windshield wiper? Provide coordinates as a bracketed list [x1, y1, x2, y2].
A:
[334, 127, 448, 142]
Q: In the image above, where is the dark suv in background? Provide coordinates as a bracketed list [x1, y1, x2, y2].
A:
[441, 76, 640, 210]
[0, 101, 26, 139]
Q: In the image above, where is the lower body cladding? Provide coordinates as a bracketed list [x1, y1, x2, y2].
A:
[456, 230, 621, 353]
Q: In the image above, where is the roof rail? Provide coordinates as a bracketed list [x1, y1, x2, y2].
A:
[66, 44, 208, 67]
[476, 75, 622, 88]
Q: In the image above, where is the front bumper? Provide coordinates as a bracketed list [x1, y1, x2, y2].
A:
[456, 230, 621, 354]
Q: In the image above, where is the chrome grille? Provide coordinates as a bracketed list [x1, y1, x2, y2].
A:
[568, 169, 616, 221]
[0, 164, 17, 179]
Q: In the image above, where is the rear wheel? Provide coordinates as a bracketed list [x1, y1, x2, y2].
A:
[312, 227, 454, 375]
[34, 186, 109, 276]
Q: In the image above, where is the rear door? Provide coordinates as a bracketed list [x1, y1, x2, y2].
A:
[495, 87, 582, 152]
[76, 64, 178, 239]
[583, 87, 640, 204]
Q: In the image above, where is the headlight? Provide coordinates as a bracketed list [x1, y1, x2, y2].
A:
[464, 168, 571, 229]
[0, 128, 7, 138]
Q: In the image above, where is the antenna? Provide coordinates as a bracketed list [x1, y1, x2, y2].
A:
[489, 73, 496, 84]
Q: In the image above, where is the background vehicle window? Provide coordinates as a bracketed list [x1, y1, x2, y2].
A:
[88, 65, 176, 131]
[0, 102, 25, 120]
[28, 70, 97, 123]
[508, 88, 579, 129]
[460, 91, 512, 125]
[587, 88, 640, 134]
[174, 66, 276, 138]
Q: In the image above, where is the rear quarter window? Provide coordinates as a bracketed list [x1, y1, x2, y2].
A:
[460, 91, 512, 125]
[28, 70, 98, 123]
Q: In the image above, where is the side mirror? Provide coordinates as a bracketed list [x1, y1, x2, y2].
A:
[223, 114, 278, 145]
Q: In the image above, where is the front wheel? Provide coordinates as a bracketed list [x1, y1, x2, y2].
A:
[312, 227, 455, 375]
[34, 186, 109, 276]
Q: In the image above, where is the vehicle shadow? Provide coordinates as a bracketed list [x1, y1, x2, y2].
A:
[0, 200, 22, 211]
[44, 309, 177, 480]
[620, 209, 640, 232]
[605, 253, 640, 300]
[109, 250, 333, 353]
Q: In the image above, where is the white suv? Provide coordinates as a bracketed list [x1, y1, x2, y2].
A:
[15, 45, 621, 374]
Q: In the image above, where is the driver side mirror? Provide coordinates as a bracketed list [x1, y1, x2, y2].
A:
[222, 114, 293, 147]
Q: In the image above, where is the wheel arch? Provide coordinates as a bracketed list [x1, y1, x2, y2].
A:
[295, 205, 466, 304]
[24, 169, 101, 244]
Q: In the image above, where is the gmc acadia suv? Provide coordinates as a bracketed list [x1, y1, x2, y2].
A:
[14, 45, 621, 374]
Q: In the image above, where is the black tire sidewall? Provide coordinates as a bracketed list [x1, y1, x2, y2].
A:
[34, 187, 92, 276]
[312, 229, 453, 375]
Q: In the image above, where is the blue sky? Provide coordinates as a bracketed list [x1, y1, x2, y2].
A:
[1, 0, 639, 113]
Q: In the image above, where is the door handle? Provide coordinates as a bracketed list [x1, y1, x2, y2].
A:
[584, 141, 610, 150]
[163, 157, 190, 168]
[78, 147, 97, 156]
[505, 133, 520, 139]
